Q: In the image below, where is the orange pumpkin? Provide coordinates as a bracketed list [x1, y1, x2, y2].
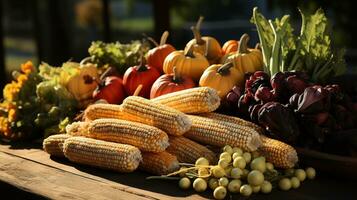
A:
[199, 62, 244, 99]
[163, 46, 209, 82]
[222, 40, 239, 55]
[147, 31, 176, 73]
[221, 34, 263, 73]
[150, 67, 195, 99]
[185, 16, 222, 64]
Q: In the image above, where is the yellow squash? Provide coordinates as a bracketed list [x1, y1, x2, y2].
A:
[185, 16, 222, 64]
[222, 34, 263, 73]
[199, 62, 243, 98]
[163, 47, 209, 82]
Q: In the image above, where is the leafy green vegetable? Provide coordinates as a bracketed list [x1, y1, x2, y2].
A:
[88, 40, 150, 74]
[252, 7, 346, 83]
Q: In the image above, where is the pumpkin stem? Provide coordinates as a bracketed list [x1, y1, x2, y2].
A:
[238, 33, 250, 54]
[159, 31, 169, 46]
[191, 26, 204, 45]
[255, 43, 262, 51]
[100, 66, 116, 80]
[217, 62, 234, 76]
[79, 57, 92, 66]
[145, 35, 159, 47]
[136, 54, 148, 72]
[172, 66, 181, 83]
[196, 16, 204, 32]
[133, 84, 143, 96]
[184, 45, 195, 58]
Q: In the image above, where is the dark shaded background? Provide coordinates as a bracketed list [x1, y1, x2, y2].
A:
[1, 0, 356, 89]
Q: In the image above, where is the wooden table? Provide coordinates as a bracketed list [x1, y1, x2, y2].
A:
[0, 142, 355, 200]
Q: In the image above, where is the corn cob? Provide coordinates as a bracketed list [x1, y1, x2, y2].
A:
[140, 151, 180, 175]
[66, 119, 169, 152]
[166, 136, 216, 164]
[120, 96, 191, 136]
[83, 103, 123, 121]
[184, 115, 262, 151]
[258, 135, 298, 169]
[199, 112, 264, 134]
[152, 87, 220, 114]
[43, 134, 72, 157]
[63, 137, 142, 172]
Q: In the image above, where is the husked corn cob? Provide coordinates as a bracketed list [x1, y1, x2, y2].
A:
[66, 119, 169, 152]
[140, 151, 180, 175]
[63, 137, 142, 172]
[120, 96, 191, 136]
[152, 87, 220, 114]
[184, 115, 262, 151]
[83, 103, 123, 121]
[199, 112, 264, 134]
[43, 134, 72, 157]
[166, 136, 216, 164]
[258, 135, 298, 169]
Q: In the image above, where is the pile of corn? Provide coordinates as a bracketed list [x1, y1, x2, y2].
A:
[43, 87, 298, 175]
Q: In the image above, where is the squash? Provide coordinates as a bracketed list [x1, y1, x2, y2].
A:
[66, 62, 99, 102]
[123, 57, 161, 98]
[147, 31, 176, 73]
[222, 40, 239, 55]
[185, 16, 222, 64]
[163, 46, 209, 82]
[150, 67, 195, 99]
[199, 62, 243, 99]
[222, 34, 263, 73]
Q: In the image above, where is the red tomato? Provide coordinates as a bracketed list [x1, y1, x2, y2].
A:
[93, 76, 126, 104]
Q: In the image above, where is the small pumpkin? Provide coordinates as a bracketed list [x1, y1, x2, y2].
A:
[199, 62, 243, 99]
[222, 34, 263, 73]
[123, 56, 161, 98]
[222, 40, 239, 55]
[147, 31, 176, 73]
[184, 16, 222, 64]
[150, 67, 195, 99]
[163, 46, 209, 82]
[66, 62, 99, 102]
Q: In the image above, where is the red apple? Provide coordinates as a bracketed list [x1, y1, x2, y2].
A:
[93, 76, 126, 104]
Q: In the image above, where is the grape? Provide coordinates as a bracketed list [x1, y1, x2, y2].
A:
[211, 166, 226, 178]
[208, 178, 219, 190]
[279, 178, 292, 191]
[178, 177, 191, 189]
[252, 185, 261, 193]
[242, 169, 250, 179]
[290, 177, 300, 189]
[251, 151, 260, 159]
[232, 147, 243, 155]
[223, 145, 233, 155]
[198, 168, 210, 177]
[233, 156, 246, 169]
[240, 184, 253, 197]
[250, 157, 266, 173]
[247, 170, 264, 186]
[213, 186, 227, 200]
[266, 162, 274, 171]
[261, 181, 272, 193]
[195, 157, 209, 166]
[218, 177, 229, 187]
[218, 159, 230, 169]
[219, 152, 232, 163]
[227, 180, 241, 193]
[193, 178, 207, 192]
[179, 166, 187, 177]
[242, 152, 252, 163]
[230, 168, 243, 179]
[294, 169, 306, 181]
[305, 167, 316, 179]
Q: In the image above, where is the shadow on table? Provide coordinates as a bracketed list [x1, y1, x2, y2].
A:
[0, 140, 42, 150]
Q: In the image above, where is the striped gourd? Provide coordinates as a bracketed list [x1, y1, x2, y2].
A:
[63, 137, 142, 172]
[152, 87, 220, 114]
[66, 119, 169, 152]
